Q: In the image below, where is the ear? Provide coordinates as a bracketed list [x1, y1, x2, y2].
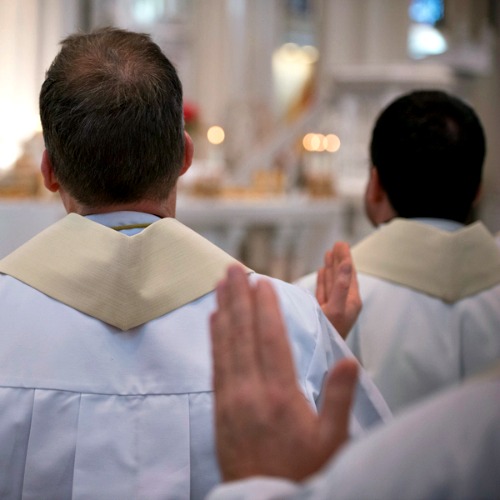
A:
[41, 150, 60, 192]
[364, 166, 397, 226]
[472, 183, 482, 208]
[179, 131, 194, 176]
[365, 167, 385, 203]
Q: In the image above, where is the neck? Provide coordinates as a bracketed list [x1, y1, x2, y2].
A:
[59, 186, 177, 218]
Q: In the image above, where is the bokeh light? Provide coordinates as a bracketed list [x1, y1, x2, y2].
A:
[207, 125, 225, 145]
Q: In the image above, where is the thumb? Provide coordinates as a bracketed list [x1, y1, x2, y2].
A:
[318, 358, 359, 449]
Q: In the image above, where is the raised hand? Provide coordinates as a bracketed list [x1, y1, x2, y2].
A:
[316, 241, 361, 338]
[211, 265, 359, 482]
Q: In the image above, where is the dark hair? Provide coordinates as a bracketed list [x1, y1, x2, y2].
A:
[40, 27, 184, 207]
[370, 90, 486, 223]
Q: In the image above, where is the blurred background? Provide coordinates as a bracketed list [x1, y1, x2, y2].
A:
[1, 0, 499, 280]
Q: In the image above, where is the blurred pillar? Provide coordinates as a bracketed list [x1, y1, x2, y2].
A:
[0, 0, 81, 170]
[192, 0, 281, 167]
[318, 0, 410, 74]
[475, 10, 500, 232]
[192, 0, 279, 126]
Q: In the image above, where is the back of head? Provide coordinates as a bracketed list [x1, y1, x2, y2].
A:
[370, 90, 486, 223]
[40, 27, 184, 208]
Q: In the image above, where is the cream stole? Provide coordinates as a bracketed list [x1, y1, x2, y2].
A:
[352, 218, 500, 303]
[0, 213, 250, 330]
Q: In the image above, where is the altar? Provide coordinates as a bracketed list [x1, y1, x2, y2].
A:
[0, 194, 356, 282]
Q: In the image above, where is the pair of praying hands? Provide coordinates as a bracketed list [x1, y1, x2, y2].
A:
[210, 242, 361, 482]
[315, 241, 361, 339]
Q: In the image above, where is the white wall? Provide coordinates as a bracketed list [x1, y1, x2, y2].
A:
[0, 0, 82, 170]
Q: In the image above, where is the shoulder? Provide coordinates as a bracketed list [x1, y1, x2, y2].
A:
[250, 272, 317, 305]
[248, 273, 348, 367]
[326, 373, 500, 499]
[249, 273, 325, 332]
[292, 271, 317, 295]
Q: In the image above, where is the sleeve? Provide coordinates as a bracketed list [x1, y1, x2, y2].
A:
[206, 477, 301, 500]
[345, 322, 362, 361]
[312, 312, 392, 436]
[302, 376, 500, 500]
[256, 276, 391, 437]
[207, 375, 500, 500]
[458, 287, 500, 378]
[292, 272, 317, 295]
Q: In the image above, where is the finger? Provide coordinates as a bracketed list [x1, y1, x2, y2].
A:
[349, 258, 360, 301]
[328, 242, 354, 308]
[216, 273, 230, 311]
[324, 248, 335, 297]
[332, 241, 350, 267]
[316, 247, 333, 305]
[212, 275, 238, 392]
[254, 279, 298, 385]
[318, 358, 359, 447]
[224, 265, 259, 378]
[210, 308, 232, 394]
[333, 241, 362, 318]
[329, 261, 353, 309]
[325, 260, 355, 338]
[316, 267, 326, 305]
[325, 246, 335, 267]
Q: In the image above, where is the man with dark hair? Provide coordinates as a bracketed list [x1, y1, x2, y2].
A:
[297, 90, 500, 413]
[0, 28, 389, 499]
[369, 90, 485, 223]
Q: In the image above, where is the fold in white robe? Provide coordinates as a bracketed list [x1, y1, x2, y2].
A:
[207, 362, 500, 500]
[0, 211, 390, 500]
[296, 218, 500, 413]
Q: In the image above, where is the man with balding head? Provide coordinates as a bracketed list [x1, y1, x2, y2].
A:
[0, 27, 389, 499]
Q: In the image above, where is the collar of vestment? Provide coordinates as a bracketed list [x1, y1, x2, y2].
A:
[0, 213, 250, 330]
[352, 218, 500, 303]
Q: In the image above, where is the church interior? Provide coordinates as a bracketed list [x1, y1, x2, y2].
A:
[1, 0, 499, 280]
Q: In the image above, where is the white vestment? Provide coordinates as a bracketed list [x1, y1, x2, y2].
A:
[0, 211, 390, 500]
[295, 218, 500, 413]
[207, 362, 500, 500]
